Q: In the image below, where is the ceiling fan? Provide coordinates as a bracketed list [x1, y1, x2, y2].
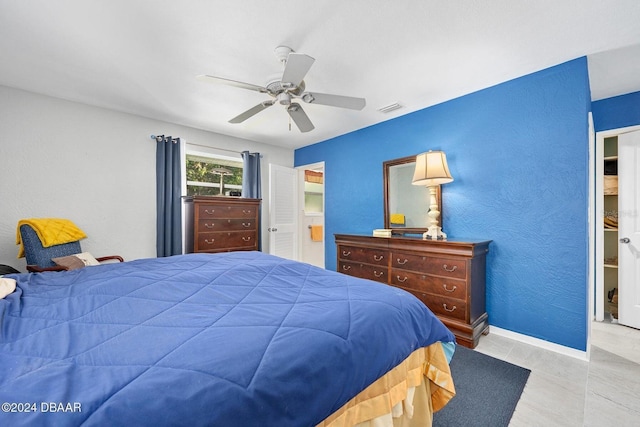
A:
[196, 46, 366, 133]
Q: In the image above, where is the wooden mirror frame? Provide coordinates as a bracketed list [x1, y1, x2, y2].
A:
[383, 155, 442, 235]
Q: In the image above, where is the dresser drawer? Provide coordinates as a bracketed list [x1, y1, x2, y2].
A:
[390, 269, 467, 299]
[198, 204, 258, 219]
[198, 218, 256, 232]
[391, 252, 466, 279]
[401, 289, 467, 322]
[338, 261, 387, 283]
[196, 231, 257, 252]
[338, 245, 388, 266]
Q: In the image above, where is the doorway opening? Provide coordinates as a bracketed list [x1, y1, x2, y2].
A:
[593, 124, 640, 329]
[297, 162, 325, 268]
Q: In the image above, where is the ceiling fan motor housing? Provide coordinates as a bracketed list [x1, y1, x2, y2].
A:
[266, 76, 305, 96]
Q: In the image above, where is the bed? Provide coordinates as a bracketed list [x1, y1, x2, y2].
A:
[0, 251, 455, 426]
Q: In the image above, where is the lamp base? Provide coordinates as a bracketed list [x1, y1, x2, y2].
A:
[422, 226, 447, 240]
[422, 185, 447, 240]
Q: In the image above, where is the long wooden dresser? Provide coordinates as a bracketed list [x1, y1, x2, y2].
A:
[191, 196, 260, 253]
[335, 234, 491, 348]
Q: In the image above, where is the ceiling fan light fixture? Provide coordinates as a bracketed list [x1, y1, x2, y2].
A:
[278, 93, 291, 105]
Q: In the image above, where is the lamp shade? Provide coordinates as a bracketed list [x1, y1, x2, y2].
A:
[411, 151, 454, 186]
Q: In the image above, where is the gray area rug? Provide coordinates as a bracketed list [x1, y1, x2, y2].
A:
[433, 345, 530, 427]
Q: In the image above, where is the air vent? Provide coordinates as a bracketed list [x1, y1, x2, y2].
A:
[377, 102, 403, 114]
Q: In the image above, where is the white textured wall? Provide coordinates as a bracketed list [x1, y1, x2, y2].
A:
[0, 85, 293, 271]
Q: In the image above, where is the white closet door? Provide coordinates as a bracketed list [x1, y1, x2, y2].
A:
[618, 130, 640, 329]
[268, 164, 298, 260]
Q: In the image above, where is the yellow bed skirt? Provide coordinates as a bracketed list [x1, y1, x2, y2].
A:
[317, 342, 456, 427]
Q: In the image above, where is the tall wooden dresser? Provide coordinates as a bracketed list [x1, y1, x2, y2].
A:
[335, 234, 491, 348]
[191, 196, 260, 253]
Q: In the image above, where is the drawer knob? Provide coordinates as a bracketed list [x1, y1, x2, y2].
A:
[242, 222, 251, 228]
[204, 239, 215, 244]
[204, 223, 215, 229]
[442, 264, 457, 272]
[373, 255, 384, 261]
[442, 284, 457, 293]
[396, 275, 408, 283]
[204, 209, 215, 214]
[443, 304, 457, 312]
[374, 271, 384, 278]
[342, 265, 352, 271]
[342, 251, 351, 257]
[242, 237, 252, 242]
[397, 258, 408, 265]
[243, 209, 252, 214]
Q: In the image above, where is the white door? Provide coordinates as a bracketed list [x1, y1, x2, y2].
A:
[618, 130, 640, 329]
[268, 164, 298, 260]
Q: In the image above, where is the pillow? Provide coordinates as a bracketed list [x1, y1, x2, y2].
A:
[51, 255, 86, 270]
[52, 252, 100, 270]
[73, 252, 100, 266]
[0, 278, 16, 298]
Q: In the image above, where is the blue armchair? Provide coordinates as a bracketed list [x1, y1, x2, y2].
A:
[19, 224, 123, 273]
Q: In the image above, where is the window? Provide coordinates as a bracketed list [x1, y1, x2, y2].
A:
[185, 152, 243, 196]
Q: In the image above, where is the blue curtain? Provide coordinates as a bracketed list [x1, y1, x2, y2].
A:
[241, 151, 262, 250]
[241, 151, 262, 199]
[156, 135, 182, 257]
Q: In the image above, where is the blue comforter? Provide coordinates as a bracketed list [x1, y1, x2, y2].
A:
[0, 252, 454, 426]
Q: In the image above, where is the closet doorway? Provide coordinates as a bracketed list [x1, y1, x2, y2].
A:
[595, 125, 640, 329]
[297, 162, 325, 268]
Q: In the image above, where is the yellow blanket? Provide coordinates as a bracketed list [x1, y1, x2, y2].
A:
[16, 218, 87, 258]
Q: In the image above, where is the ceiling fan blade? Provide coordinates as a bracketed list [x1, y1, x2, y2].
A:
[281, 53, 315, 87]
[287, 103, 315, 133]
[196, 74, 267, 93]
[301, 92, 366, 110]
[229, 101, 274, 124]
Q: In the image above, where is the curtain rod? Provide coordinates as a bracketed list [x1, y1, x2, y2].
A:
[150, 134, 251, 155]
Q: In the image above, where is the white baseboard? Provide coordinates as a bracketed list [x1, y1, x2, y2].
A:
[489, 326, 588, 361]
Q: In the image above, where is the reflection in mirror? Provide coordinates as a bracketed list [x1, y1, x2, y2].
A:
[383, 155, 441, 234]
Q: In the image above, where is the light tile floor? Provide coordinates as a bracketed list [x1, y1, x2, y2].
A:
[473, 320, 640, 426]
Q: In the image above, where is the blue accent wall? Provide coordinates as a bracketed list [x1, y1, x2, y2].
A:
[592, 91, 640, 131]
[295, 58, 592, 351]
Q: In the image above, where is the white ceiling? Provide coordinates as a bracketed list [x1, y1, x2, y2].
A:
[1, 1, 640, 150]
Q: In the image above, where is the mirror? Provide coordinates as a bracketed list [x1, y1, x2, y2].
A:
[383, 155, 442, 234]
